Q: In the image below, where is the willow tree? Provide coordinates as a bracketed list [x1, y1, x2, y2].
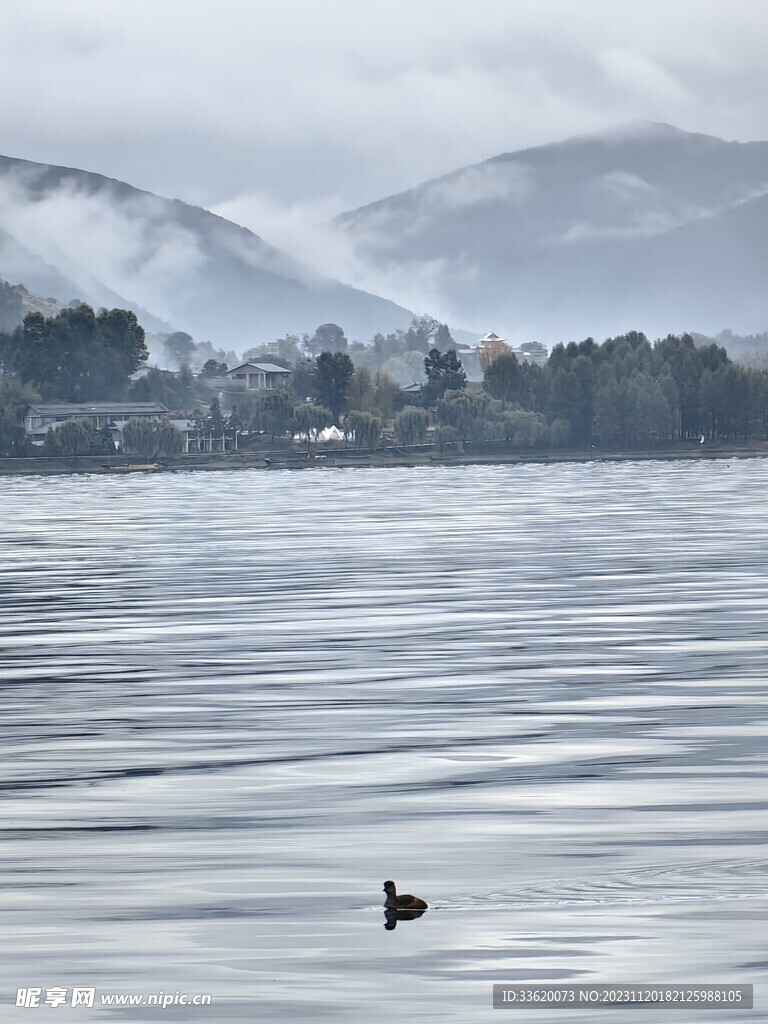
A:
[252, 390, 295, 442]
[45, 418, 92, 456]
[122, 419, 183, 460]
[394, 406, 430, 446]
[345, 410, 382, 449]
[294, 403, 331, 453]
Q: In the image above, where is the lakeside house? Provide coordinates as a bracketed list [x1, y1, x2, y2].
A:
[24, 402, 172, 445]
[226, 362, 293, 391]
[23, 402, 200, 454]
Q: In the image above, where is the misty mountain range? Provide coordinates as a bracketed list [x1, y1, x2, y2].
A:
[1, 122, 767, 349]
[338, 121, 768, 342]
[0, 154, 415, 347]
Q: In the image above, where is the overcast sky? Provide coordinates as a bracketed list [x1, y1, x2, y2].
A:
[3, 0, 768, 246]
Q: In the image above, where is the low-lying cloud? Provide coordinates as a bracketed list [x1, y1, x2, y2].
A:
[0, 166, 207, 320]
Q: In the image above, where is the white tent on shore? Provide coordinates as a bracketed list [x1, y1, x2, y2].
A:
[318, 425, 344, 442]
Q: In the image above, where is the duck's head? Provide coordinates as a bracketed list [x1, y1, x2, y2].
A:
[383, 880, 396, 893]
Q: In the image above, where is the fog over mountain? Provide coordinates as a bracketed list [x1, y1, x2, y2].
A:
[335, 122, 768, 342]
[0, 154, 415, 347]
[2, 123, 768, 350]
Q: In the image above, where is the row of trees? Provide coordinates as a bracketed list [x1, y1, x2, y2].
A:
[37, 416, 184, 459]
[40, 417, 184, 459]
[152, 319, 768, 451]
[280, 331, 768, 450]
[6, 293, 768, 459]
[488, 331, 768, 446]
[420, 331, 768, 448]
[37, 331, 768, 459]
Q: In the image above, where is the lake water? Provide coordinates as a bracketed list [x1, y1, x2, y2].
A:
[1, 461, 767, 1022]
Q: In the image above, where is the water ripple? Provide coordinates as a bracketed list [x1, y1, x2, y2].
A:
[1, 461, 767, 1022]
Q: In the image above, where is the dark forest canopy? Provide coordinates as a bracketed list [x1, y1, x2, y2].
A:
[422, 330, 768, 449]
[534, 331, 757, 445]
[2, 305, 147, 402]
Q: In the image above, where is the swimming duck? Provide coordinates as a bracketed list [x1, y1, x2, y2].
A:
[383, 880, 428, 911]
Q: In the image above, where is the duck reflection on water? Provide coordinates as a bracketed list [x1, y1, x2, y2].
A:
[384, 907, 427, 930]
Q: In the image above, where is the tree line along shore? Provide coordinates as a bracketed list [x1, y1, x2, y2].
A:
[2, 304, 768, 467]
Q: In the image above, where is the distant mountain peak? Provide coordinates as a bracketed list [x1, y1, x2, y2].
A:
[504, 121, 725, 162]
[590, 120, 731, 147]
[596, 120, 689, 138]
[336, 122, 768, 341]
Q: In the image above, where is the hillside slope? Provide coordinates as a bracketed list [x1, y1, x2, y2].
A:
[335, 122, 768, 340]
[0, 154, 415, 347]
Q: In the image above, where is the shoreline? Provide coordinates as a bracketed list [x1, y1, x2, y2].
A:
[2, 442, 768, 477]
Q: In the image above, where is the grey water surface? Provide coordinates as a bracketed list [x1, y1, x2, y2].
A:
[1, 461, 767, 1022]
